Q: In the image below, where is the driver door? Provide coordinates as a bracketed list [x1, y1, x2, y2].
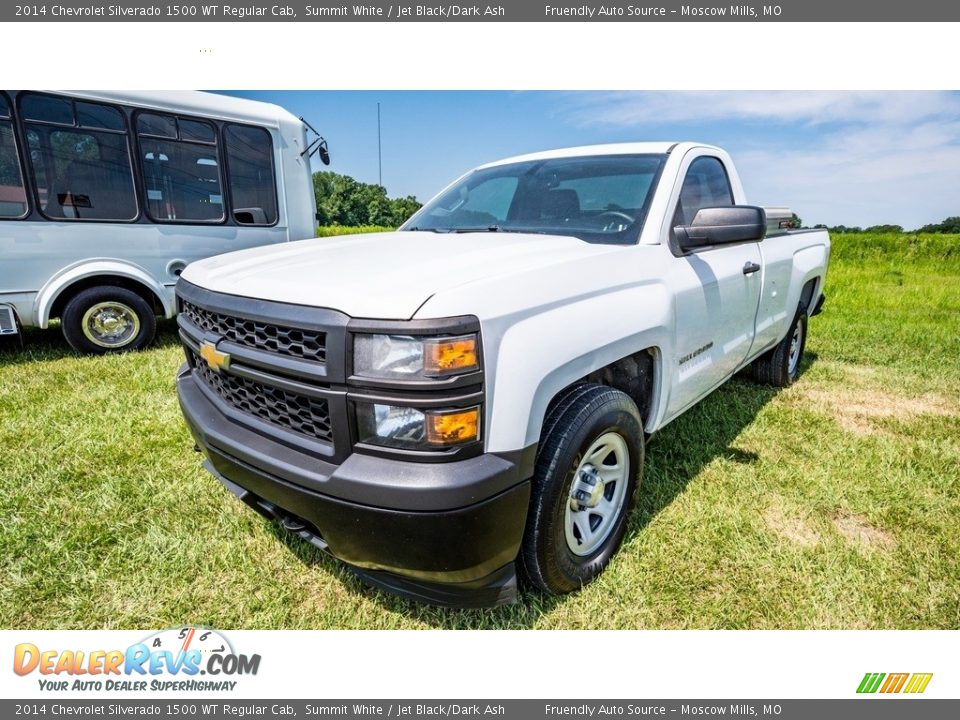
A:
[664, 154, 763, 419]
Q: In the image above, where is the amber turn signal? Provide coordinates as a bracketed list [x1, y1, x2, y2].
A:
[424, 335, 479, 376]
[425, 407, 480, 446]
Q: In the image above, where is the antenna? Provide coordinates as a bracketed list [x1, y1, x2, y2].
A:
[377, 102, 383, 187]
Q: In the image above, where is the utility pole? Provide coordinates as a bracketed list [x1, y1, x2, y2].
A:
[377, 102, 382, 187]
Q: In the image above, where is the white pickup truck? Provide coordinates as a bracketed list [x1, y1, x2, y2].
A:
[175, 142, 830, 607]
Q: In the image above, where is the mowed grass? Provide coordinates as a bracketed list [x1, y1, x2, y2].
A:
[1, 233, 958, 629]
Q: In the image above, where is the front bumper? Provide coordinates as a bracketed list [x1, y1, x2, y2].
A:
[178, 367, 530, 608]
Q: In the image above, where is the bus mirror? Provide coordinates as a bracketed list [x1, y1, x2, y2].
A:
[300, 116, 329, 164]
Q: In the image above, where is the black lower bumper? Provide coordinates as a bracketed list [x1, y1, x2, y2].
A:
[177, 369, 530, 608]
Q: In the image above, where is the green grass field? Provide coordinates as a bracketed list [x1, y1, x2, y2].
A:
[1, 233, 958, 629]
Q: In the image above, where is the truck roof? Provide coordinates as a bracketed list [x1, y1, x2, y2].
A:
[479, 141, 718, 168]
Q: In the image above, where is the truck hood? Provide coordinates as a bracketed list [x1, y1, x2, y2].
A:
[180, 230, 623, 319]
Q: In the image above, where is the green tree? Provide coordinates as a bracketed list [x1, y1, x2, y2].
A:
[313, 171, 421, 227]
[915, 217, 960, 233]
[389, 195, 422, 226]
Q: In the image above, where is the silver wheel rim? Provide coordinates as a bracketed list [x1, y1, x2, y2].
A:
[565, 431, 630, 557]
[81, 301, 140, 348]
[787, 319, 803, 375]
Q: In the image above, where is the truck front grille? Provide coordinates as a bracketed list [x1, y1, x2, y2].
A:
[189, 348, 333, 444]
[181, 300, 326, 364]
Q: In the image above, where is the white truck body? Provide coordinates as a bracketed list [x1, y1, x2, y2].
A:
[177, 141, 829, 606]
[183, 142, 830, 451]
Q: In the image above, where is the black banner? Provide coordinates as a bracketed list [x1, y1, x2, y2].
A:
[5, 0, 960, 22]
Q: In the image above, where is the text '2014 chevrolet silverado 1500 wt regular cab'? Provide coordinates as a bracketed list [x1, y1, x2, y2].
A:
[175, 142, 830, 607]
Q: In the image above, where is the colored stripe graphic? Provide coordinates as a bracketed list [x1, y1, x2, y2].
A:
[857, 673, 885, 693]
[904, 673, 933, 694]
[857, 672, 932, 694]
[880, 673, 909, 693]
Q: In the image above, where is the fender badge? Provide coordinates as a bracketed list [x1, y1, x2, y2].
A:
[199, 341, 231, 373]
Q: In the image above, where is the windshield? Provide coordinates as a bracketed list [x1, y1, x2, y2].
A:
[401, 153, 666, 244]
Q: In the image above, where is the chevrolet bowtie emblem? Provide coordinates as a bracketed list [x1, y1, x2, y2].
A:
[199, 341, 230, 373]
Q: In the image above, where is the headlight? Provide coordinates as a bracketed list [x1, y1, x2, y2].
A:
[356, 402, 480, 450]
[353, 333, 479, 380]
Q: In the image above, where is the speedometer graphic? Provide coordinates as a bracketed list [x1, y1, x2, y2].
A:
[140, 626, 234, 660]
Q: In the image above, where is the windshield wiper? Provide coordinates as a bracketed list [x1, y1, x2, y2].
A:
[451, 225, 505, 233]
[407, 225, 521, 234]
[404, 226, 448, 233]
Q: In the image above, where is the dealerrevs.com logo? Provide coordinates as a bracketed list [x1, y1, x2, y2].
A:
[13, 627, 261, 693]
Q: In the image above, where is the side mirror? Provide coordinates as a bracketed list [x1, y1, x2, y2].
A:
[317, 139, 331, 166]
[674, 206, 766, 252]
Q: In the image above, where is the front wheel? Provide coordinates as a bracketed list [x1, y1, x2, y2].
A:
[62, 286, 157, 354]
[520, 384, 644, 595]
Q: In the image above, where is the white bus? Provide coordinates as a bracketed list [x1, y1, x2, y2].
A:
[0, 90, 324, 353]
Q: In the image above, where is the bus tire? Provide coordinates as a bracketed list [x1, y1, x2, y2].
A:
[62, 286, 157, 354]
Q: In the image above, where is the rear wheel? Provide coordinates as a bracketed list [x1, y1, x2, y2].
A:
[62, 286, 157, 354]
[520, 384, 643, 595]
[752, 304, 808, 387]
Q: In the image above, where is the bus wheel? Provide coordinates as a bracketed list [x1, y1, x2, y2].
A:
[62, 287, 157, 354]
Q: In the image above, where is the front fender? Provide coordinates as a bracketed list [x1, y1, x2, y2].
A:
[35, 259, 174, 327]
[481, 282, 672, 453]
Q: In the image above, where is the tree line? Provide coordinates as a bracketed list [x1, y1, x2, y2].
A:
[313, 171, 421, 228]
[812, 218, 960, 234]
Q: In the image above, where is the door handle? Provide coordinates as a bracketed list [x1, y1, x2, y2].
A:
[742, 261, 761, 275]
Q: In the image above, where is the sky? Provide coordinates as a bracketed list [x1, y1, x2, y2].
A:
[218, 91, 960, 229]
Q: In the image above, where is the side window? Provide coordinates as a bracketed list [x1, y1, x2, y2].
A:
[137, 112, 224, 223]
[20, 93, 138, 221]
[0, 94, 28, 219]
[224, 124, 277, 225]
[673, 156, 734, 227]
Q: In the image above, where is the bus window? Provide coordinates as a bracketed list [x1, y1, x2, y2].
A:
[136, 112, 176, 139]
[22, 94, 73, 125]
[225, 124, 277, 225]
[179, 119, 216, 144]
[75, 102, 125, 132]
[21, 93, 138, 222]
[137, 113, 224, 223]
[0, 94, 28, 218]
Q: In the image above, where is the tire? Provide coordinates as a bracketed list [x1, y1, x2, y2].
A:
[752, 304, 808, 387]
[61, 286, 157, 354]
[520, 383, 644, 595]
